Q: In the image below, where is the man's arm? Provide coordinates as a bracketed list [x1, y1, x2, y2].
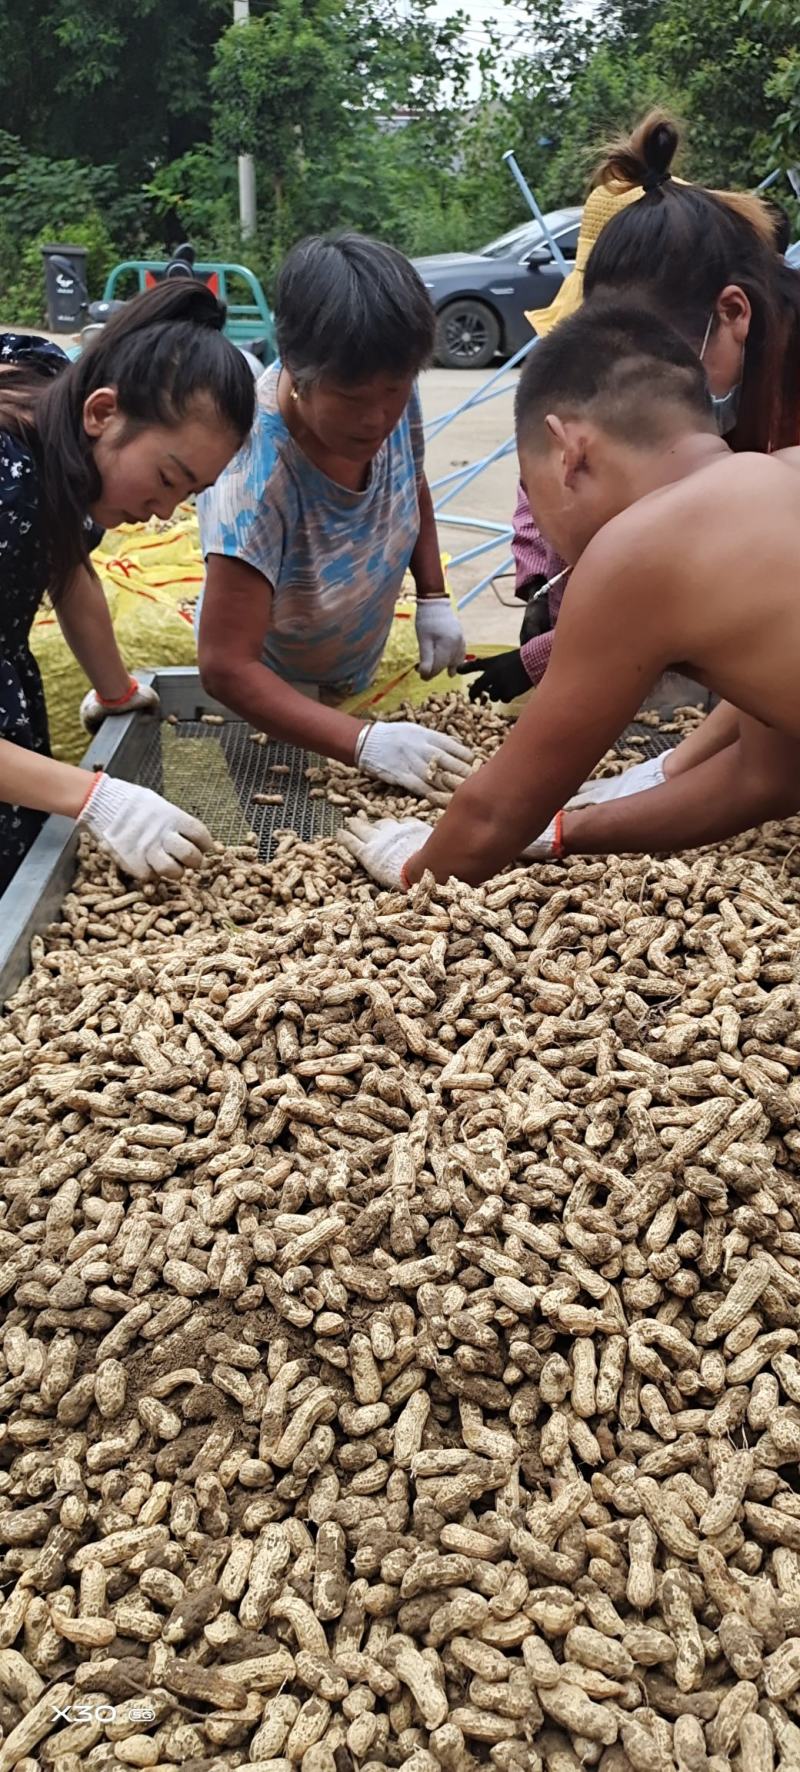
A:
[410, 476, 446, 597]
[564, 715, 800, 854]
[405, 528, 671, 885]
[55, 567, 133, 702]
[663, 700, 740, 778]
[198, 556, 368, 764]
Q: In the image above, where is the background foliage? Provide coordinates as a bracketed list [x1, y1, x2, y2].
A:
[0, 0, 796, 322]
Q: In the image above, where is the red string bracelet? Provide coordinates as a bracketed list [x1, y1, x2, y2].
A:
[97, 677, 139, 711]
[552, 809, 566, 860]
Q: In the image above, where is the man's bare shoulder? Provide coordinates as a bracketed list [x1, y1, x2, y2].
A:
[581, 449, 795, 580]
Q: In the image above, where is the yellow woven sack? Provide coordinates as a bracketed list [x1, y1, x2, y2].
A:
[31, 506, 205, 763]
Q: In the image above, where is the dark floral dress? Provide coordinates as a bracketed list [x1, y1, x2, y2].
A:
[0, 333, 69, 890]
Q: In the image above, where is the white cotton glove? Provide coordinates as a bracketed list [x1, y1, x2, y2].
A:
[415, 598, 467, 680]
[78, 774, 214, 881]
[80, 678, 161, 734]
[356, 721, 474, 807]
[567, 752, 671, 809]
[340, 816, 433, 888]
[520, 819, 561, 861]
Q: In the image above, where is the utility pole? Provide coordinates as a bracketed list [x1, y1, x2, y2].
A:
[233, 0, 257, 238]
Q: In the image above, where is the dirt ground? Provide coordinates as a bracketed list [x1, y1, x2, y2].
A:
[419, 364, 522, 650]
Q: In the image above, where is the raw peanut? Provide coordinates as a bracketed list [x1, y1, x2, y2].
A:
[660, 1568, 705, 1692]
[699, 1450, 754, 1536]
[240, 1524, 291, 1627]
[717, 1610, 764, 1680]
[673, 1715, 709, 1772]
[565, 1626, 634, 1681]
[382, 1635, 448, 1728]
[0, 1678, 72, 1772]
[537, 1680, 619, 1747]
[449, 1704, 524, 1743]
[762, 1637, 800, 1700]
[620, 1717, 673, 1772]
[0, 1647, 44, 1707]
[627, 1517, 658, 1610]
[737, 1711, 774, 1772]
[622, 1626, 676, 1668]
[707, 1680, 759, 1756]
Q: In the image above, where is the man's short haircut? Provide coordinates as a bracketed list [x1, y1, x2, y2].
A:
[515, 301, 715, 451]
[275, 232, 435, 387]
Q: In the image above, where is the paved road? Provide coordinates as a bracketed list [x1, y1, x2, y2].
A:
[419, 365, 521, 649]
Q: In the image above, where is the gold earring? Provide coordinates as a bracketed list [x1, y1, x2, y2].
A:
[290, 386, 299, 403]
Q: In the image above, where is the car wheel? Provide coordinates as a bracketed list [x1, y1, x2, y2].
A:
[435, 300, 500, 369]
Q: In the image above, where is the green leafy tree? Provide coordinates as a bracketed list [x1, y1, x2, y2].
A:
[0, 0, 232, 183]
[211, 0, 474, 267]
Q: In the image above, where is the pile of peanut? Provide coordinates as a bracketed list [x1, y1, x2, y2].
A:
[1, 697, 800, 1772]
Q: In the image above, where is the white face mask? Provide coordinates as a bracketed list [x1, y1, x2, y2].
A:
[700, 312, 742, 436]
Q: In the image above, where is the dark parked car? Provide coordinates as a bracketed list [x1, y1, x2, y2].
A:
[413, 208, 582, 369]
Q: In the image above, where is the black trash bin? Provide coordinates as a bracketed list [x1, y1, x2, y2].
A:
[41, 244, 88, 333]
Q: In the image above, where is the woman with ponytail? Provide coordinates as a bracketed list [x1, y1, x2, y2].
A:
[460, 109, 799, 707]
[584, 110, 800, 454]
[0, 282, 255, 890]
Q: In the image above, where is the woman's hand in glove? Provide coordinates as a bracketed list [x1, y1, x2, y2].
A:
[567, 752, 670, 808]
[415, 598, 466, 680]
[457, 648, 531, 704]
[341, 816, 433, 888]
[79, 774, 213, 880]
[80, 677, 161, 734]
[355, 721, 473, 806]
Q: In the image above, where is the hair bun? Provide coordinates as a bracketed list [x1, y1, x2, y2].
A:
[149, 280, 227, 331]
[595, 108, 680, 194]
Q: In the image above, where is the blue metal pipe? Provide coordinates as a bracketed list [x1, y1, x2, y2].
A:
[502, 152, 569, 275]
[456, 553, 515, 608]
[423, 372, 525, 431]
[425, 336, 537, 439]
[435, 515, 512, 534]
[434, 435, 517, 510]
[447, 532, 515, 569]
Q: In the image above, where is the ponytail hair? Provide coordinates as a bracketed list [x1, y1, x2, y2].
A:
[585, 110, 800, 454]
[0, 282, 256, 596]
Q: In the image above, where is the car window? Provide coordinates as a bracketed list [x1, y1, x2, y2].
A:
[480, 210, 580, 259]
[517, 219, 582, 265]
[558, 224, 580, 260]
[481, 221, 542, 260]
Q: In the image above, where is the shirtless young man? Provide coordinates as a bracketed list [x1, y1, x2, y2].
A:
[343, 301, 800, 889]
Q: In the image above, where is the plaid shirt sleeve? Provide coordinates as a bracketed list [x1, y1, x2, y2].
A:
[511, 480, 551, 590]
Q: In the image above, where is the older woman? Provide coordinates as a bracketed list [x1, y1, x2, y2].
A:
[196, 232, 472, 803]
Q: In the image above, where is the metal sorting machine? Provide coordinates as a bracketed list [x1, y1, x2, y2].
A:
[0, 666, 689, 1003]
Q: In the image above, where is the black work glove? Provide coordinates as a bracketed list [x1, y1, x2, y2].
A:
[519, 588, 553, 645]
[457, 649, 531, 704]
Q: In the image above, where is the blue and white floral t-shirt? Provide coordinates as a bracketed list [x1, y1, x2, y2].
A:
[197, 366, 424, 697]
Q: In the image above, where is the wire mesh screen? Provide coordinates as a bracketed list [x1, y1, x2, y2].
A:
[133, 712, 677, 862]
[135, 720, 342, 859]
[613, 719, 677, 761]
